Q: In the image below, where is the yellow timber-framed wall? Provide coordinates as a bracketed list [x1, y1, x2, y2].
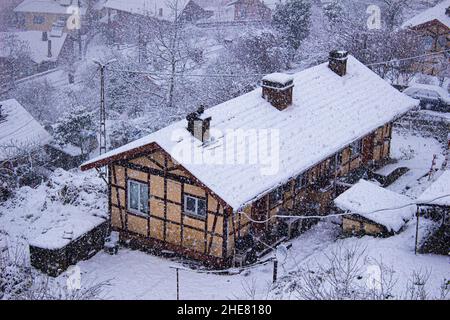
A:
[107, 122, 393, 267]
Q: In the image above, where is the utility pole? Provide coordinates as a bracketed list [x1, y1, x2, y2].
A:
[99, 64, 106, 155]
[78, 0, 82, 59]
[93, 59, 117, 156]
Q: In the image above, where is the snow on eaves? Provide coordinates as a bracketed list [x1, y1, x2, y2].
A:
[417, 170, 450, 207]
[334, 180, 416, 233]
[83, 56, 418, 211]
[402, 0, 450, 29]
[0, 99, 52, 161]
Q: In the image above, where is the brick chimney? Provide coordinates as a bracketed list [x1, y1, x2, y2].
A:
[42, 31, 48, 41]
[261, 73, 294, 111]
[47, 40, 52, 58]
[186, 106, 211, 142]
[329, 50, 348, 77]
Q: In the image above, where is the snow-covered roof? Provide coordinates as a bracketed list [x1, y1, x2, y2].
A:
[104, 0, 189, 21]
[82, 55, 418, 210]
[14, 0, 87, 15]
[402, 0, 450, 29]
[262, 0, 285, 10]
[29, 215, 105, 249]
[334, 180, 416, 233]
[417, 170, 450, 206]
[262, 72, 294, 85]
[0, 99, 52, 161]
[0, 31, 68, 64]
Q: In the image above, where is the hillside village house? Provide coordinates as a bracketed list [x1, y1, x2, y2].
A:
[13, 0, 88, 33]
[81, 51, 418, 267]
[402, 0, 450, 75]
[102, 0, 213, 42]
[0, 30, 71, 83]
[197, 0, 282, 26]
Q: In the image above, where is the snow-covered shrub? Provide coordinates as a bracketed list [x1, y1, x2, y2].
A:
[53, 105, 97, 158]
[271, 244, 449, 300]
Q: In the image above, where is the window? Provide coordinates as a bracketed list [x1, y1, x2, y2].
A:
[350, 140, 362, 157]
[127, 180, 149, 215]
[33, 15, 45, 24]
[184, 195, 206, 218]
[295, 173, 307, 190]
[269, 186, 283, 206]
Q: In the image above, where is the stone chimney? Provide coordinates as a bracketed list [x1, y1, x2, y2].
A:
[186, 106, 211, 142]
[42, 31, 48, 41]
[329, 50, 349, 77]
[47, 40, 52, 58]
[261, 73, 294, 111]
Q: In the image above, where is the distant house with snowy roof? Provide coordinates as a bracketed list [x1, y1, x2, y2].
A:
[13, 0, 89, 33]
[0, 30, 71, 83]
[402, 0, 450, 75]
[103, 0, 212, 23]
[334, 180, 416, 236]
[81, 50, 418, 267]
[0, 98, 52, 161]
[197, 0, 283, 26]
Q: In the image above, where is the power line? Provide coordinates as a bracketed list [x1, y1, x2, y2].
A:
[107, 49, 450, 79]
[239, 192, 450, 224]
[365, 49, 450, 67]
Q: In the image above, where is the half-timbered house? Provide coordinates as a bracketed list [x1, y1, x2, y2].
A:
[81, 51, 418, 267]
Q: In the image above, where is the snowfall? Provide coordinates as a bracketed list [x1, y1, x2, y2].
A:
[0, 127, 448, 300]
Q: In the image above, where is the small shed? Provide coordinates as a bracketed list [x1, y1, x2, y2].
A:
[29, 216, 108, 277]
[416, 171, 450, 255]
[334, 180, 416, 237]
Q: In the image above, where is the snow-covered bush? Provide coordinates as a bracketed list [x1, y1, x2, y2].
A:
[271, 244, 449, 300]
[53, 105, 97, 158]
[0, 242, 108, 300]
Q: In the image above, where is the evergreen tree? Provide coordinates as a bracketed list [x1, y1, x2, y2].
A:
[272, 0, 311, 57]
[54, 105, 97, 157]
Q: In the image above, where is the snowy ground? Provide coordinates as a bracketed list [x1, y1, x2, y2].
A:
[0, 128, 448, 300]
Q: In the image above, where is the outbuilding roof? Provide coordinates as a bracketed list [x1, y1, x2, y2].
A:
[417, 170, 450, 207]
[334, 180, 416, 233]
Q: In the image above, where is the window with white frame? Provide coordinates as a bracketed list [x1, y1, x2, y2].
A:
[350, 140, 363, 157]
[295, 173, 307, 190]
[127, 180, 149, 215]
[184, 195, 206, 218]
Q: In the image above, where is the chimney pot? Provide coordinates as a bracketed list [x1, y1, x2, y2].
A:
[47, 40, 52, 58]
[329, 50, 348, 76]
[261, 73, 294, 111]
